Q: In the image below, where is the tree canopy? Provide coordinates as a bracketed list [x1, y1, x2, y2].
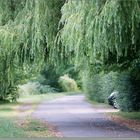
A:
[0, 0, 64, 100]
[57, 0, 140, 73]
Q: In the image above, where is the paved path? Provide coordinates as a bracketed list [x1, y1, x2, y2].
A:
[32, 95, 140, 137]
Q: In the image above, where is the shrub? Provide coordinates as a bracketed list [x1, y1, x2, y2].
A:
[18, 82, 39, 96]
[58, 74, 79, 92]
[83, 74, 103, 102]
[38, 85, 57, 94]
[83, 70, 140, 111]
[18, 81, 57, 96]
[40, 64, 81, 91]
[7, 86, 19, 102]
[116, 72, 140, 111]
[40, 65, 60, 88]
[83, 71, 118, 103]
[100, 72, 118, 103]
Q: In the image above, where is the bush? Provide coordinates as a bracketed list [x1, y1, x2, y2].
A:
[83, 71, 118, 103]
[40, 64, 81, 91]
[83, 74, 103, 102]
[116, 72, 140, 111]
[83, 70, 140, 111]
[100, 72, 118, 103]
[18, 82, 39, 96]
[40, 65, 60, 88]
[38, 85, 57, 94]
[58, 74, 79, 92]
[18, 81, 57, 96]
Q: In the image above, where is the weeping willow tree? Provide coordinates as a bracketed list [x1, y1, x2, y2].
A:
[0, 0, 64, 101]
[56, 0, 140, 73]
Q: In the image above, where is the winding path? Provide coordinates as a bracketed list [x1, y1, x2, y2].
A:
[32, 95, 140, 137]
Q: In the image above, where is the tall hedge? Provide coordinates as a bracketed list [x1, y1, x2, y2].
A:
[83, 71, 140, 111]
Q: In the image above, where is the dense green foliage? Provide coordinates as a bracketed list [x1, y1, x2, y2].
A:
[83, 72, 117, 103]
[0, 0, 64, 101]
[58, 74, 79, 92]
[116, 72, 140, 111]
[58, 0, 140, 69]
[83, 71, 140, 111]
[40, 64, 80, 91]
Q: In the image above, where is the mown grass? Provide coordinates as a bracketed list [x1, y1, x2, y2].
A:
[0, 93, 67, 137]
[0, 118, 25, 137]
[113, 112, 140, 120]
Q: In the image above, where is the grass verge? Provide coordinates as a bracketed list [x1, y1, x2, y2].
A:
[0, 118, 25, 137]
[110, 112, 140, 120]
[17, 117, 62, 137]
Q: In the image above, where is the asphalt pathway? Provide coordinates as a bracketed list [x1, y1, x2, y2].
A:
[32, 95, 140, 137]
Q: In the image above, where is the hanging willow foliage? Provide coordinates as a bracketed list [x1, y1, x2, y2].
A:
[0, 0, 64, 100]
[56, 0, 140, 72]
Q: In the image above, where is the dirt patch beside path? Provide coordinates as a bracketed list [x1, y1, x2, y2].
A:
[16, 118, 62, 137]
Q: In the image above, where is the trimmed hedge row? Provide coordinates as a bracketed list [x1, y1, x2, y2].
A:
[83, 71, 140, 111]
[116, 72, 140, 111]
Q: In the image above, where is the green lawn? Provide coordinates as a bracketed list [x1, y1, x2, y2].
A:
[0, 119, 25, 137]
[114, 112, 140, 120]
